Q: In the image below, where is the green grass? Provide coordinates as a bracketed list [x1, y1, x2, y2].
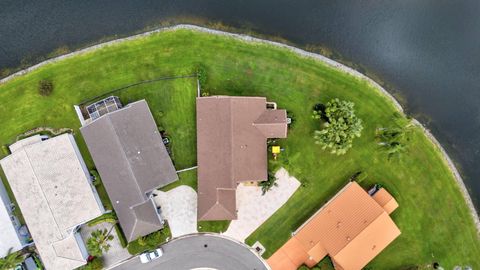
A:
[114, 224, 128, 248]
[127, 224, 172, 255]
[161, 169, 198, 192]
[198, 220, 231, 233]
[0, 29, 478, 269]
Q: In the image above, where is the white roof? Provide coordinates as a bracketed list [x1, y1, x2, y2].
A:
[8, 135, 42, 153]
[0, 134, 104, 270]
[0, 181, 23, 258]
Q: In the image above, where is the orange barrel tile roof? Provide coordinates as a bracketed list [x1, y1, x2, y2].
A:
[268, 182, 401, 270]
[372, 188, 399, 214]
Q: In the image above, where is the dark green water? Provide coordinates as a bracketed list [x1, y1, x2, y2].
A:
[1, 0, 480, 212]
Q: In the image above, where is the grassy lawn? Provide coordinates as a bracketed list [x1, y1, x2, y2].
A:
[161, 169, 198, 192]
[0, 29, 478, 268]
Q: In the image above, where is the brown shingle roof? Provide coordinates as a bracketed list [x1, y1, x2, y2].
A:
[268, 182, 401, 270]
[196, 96, 288, 220]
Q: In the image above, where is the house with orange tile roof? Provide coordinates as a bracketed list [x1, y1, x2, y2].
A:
[267, 181, 400, 270]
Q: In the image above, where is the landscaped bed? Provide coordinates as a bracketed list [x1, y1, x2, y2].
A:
[0, 28, 479, 269]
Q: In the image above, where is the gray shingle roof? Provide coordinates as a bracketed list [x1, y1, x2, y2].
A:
[80, 100, 178, 242]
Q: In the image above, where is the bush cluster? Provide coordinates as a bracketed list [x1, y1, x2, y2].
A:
[127, 225, 171, 255]
[38, 79, 54, 96]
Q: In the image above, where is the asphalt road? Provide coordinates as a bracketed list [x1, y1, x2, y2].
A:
[112, 234, 268, 270]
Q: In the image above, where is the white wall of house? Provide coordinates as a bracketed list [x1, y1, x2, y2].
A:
[74, 231, 89, 260]
[0, 179, 24, 258]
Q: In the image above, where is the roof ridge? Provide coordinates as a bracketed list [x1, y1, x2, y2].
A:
[328, 207, 386, 257]
[52, 235, 85, 263]
[128, 218, 139, 241]
[106, 114, 145, 200]
[199, 196, 236, 220]
[229, 98, 236, 187]
[22, 147, 64, 236]
[133, 199, 162, 226]
[294, 182, 354, 234]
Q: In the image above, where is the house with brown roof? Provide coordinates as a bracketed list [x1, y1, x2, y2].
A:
[196, 96, 288, 221]
[267, 182, 400, 270]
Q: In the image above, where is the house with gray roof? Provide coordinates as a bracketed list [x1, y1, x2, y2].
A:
[0, 134, 105, 270]
[80, 100, 178, 242]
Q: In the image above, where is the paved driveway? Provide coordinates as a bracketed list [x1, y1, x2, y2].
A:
[111, 234, 269, 270]
[153, 185, 197, 237]
[224, 168, 300, 242]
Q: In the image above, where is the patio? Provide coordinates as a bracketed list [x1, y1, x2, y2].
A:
[224, 168, 300, 242]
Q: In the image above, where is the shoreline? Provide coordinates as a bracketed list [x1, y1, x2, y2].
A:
[1, 24, 478, 234]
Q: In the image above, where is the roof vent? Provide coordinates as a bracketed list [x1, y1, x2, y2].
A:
[346, 236, 351, 241]
[336, 221, 342, 228]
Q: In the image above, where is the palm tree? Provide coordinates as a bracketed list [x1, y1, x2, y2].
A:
[376, 116, 413, 161]
[259, 173, 278, 195]
[0, 248, 23, 270]
[86, 228, 114, 257]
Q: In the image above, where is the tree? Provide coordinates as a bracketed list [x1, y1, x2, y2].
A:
[38, 79, 54, 96]
[314, 98, 363, 155]
[0, 249, 23, 270]
[86, 228, 114, 257]
[376, 114, 412, 160]
[259, 172, 278, 195]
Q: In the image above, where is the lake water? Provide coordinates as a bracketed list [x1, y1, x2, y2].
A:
[1, 0, 480, 212]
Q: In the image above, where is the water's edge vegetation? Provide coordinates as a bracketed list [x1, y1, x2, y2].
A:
[0, 25, 479, 268]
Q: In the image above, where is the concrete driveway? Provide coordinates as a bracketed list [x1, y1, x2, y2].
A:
[110, 234, 269, 270]
[224, 168, 300, 242]
[152, 185, 197, 237]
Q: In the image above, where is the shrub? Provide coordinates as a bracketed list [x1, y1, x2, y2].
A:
[314, 98, 363, 155]
[38, 79, 54, 96]
[79, 257, 103, 270]
[114, 224, 128, 248]
[89, 169, 101, 186]
[259, 172, 278, 195]
[87, 212, 117, 226]
[127, 225, 171, 255]
[196, 65, 207, 88]
[1, 145, 10, 156]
